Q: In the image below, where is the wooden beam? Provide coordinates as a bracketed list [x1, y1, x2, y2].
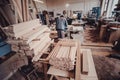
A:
[75, 41, 81, 80]
[82, 42, 112, 47]
[80, 49, 98, 80]
[50, 75, 54, 80]
[11, 0, 23, 22]
[21, 0, 26, 21]
[82, 51, 89, 74]
[25, 0, 29, 21]
[21, 0, 29, 21]
[14, 6, 18, 23]
[47, 66, 69, 77]
[32, 0, 38, 13]
[0, 7, 10, 24]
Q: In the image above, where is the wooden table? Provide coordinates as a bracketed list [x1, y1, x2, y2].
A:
[72, 20, 86, 26]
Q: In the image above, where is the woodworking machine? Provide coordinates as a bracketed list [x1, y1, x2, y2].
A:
[0, 27, 11, 57]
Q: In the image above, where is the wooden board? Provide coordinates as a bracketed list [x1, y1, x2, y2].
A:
[82, 42, 112, 47]
[11, 0, 23, 22]
[75, 41, 81, 80]
[82, 51, 89, 74]
[80, 49, 98, 80]
[47, 66, 69, 77]
[32, 41, 51, 62]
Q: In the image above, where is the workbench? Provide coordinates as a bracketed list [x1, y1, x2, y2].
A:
[103, 18, 114, 24]
[72, 20, 86, 26]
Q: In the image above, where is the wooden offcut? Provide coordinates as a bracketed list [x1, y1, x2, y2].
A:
[75, 41, 81, 80]
[82, 51, 89, 74]
[80, 49, 98, 80]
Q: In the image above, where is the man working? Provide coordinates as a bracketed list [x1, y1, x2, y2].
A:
[56, 15, 68, 38]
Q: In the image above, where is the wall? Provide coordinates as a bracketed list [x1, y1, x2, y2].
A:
[35, 1, 47, 12]
[46, 0, 100, 16]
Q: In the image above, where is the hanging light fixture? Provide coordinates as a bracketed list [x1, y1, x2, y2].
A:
[65, 3, 70, 7]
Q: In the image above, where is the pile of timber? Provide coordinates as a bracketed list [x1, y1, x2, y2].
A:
[47, 49, 98, 80]
[4, 19, 51, 62]
[49, 39, 78, 71]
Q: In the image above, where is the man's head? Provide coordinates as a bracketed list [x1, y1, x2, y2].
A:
[60, 15, 64, 17]
[60, 15, 64, 19]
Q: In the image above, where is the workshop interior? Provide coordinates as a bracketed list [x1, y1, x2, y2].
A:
[0, 0, 120, 80]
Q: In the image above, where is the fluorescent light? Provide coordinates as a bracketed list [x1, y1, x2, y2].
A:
[33, 0, 44, 3]
[65, 3, 70, 7]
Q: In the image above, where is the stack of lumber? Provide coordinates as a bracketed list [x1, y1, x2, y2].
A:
[48, 49, 98, 80]
[4, 19, 51, 62]
[49, 39, 78, 71]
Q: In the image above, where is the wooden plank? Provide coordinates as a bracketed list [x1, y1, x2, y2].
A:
[82, 42, 112, 47]
[47, 66, 69, 77]
[58, 42, 75, 47]
[50, 75, 54, 80]
[75, 41, 81, 80]
[10, 19, 40, 38]
[14, 5, 18, 23]
[46, 43, 60, 60]
[32, 41, 51, 62]
[21, 0, 29, 21]
[11, 0, 23, 22]
[13, 19, 40, 33]
[25, 0, 29, 21]
[21, 0, 26, 21]
[55, 76, 69, 80]
[26, 27, 50, 43]
[0, 7, 11, 24]
[32, 0, 38, 13]
[1, 2, 17, 24]
[81, 49, 98, 80]
[82, 51, 89, 74]
[32, 34, 51, 55]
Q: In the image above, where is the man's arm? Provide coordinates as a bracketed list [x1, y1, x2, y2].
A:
[65, 18, 68, 29]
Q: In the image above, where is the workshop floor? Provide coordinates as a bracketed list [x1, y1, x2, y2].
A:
[84, 27, 99, 43]
[80, 26, 120, 80]
[93, 55, 120, 80]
